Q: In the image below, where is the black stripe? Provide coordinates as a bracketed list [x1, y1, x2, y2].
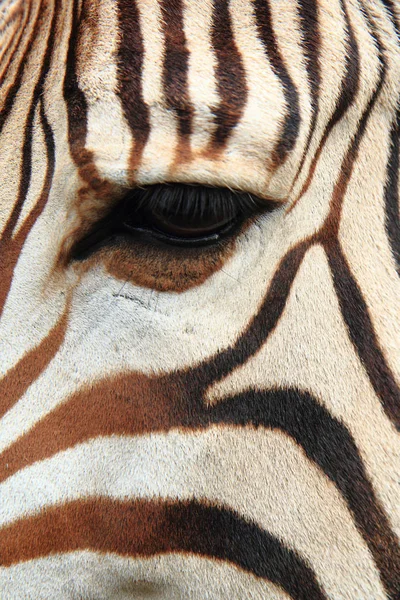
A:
[327, 242, 400, 430]
[318, 6, 400, 432]
[0, 2, 59, 316]
[318, 2, 387, 235]
[160, 0, 193, 142]
[192, 241, 309, 386]
[253, 0, 300, 166]
[202, 388, 400, 598]
[384, 104, 400, 275]
[292, 0, 321, 182]
[324, 0, 360, 138]
[0, 498, 328, 600]
[18, 97, 57, 241]
[0, 2, 37, 136]
[0, 2, 30, 89]
[209, 0, 247, 150]
[116, 0, 150, 169]
[1, 89, 35, 238]
[297, 0, 320, 102]
[0, 96, 57, 317]
[63, 0, 91, 167]
[159, 500, 327, 600]
[0, 1, 58, 240]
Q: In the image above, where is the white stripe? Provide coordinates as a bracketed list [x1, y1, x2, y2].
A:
[0, 429, 385, 598]
[209, 245, 400, 538]
[77, 0, 132, 185]
[183, 0, 219, 153]
[136, 0, 178, 182]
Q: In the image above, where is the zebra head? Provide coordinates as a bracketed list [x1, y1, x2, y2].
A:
[0, 1, 399, 598]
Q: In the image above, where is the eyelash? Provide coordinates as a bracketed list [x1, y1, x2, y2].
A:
[71, 184, 272, 259]
[129, 184, 267, 221]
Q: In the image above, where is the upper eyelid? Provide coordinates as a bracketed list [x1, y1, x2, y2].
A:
[121, 183, 273, 218]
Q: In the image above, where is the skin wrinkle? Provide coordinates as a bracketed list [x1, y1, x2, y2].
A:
[71, 214, 260, 293]
[1, 240, 399, 594]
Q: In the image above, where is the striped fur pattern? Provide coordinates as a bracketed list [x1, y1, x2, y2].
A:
[0, 0, 399, 598]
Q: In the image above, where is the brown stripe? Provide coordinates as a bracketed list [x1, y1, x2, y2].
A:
[0, 90, 57, 316]
[116, 0, 150, 176]
[0, 371, 181, 482]
[0, 242, 310, 481]
[0, 298, 70, 419]
[2, 232, 398, 592]
[0, 3, 27, 87]
[207, 0, 247, 151]
[287, 0, 360, 214]
[160, 0, 193, 163]
[0, 497, 327, 599]
[63, 0, 94, 174]
[253, 0, 300, 166]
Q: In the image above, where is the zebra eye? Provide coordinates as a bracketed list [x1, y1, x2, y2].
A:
[119, 184, 257, 247]
[72, 184, 270, 259]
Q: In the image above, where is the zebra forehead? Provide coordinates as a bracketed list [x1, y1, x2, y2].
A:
[58, 0, 381, 200]
[63, 0, 318, 194]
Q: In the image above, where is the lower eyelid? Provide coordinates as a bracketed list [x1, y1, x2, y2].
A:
[72, 228, 239, 293]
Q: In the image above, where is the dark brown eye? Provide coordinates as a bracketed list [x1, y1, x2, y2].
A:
[71, 183, 271, 259]
[121, 184, 243, 246]
[133, 208, 237, 240]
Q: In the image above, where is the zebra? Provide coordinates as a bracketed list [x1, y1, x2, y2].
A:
[0, 0, 399, 598]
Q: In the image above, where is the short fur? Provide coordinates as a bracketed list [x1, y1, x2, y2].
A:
[0, 1, 399, 598]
